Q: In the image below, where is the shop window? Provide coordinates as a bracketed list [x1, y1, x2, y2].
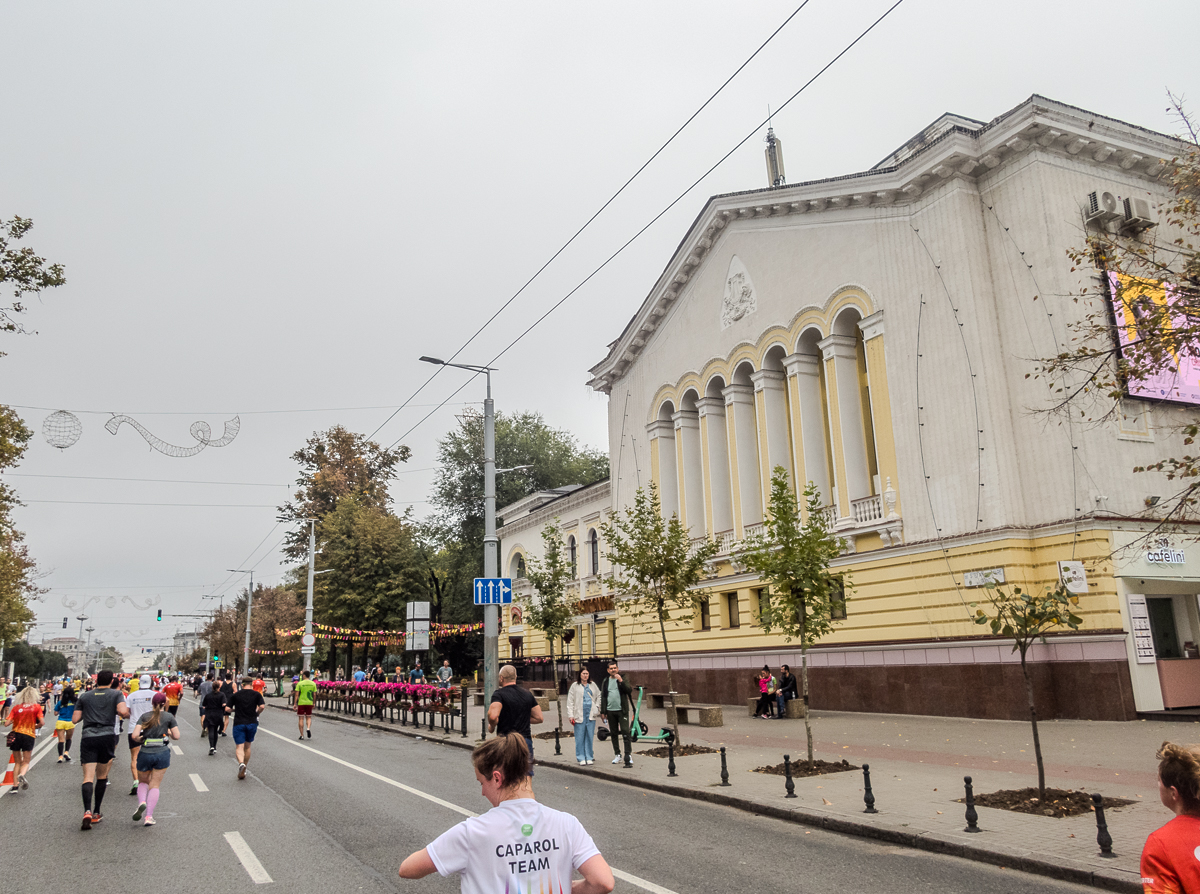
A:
[1148, 597, 1181, 659]
[726, 592, 740, 628]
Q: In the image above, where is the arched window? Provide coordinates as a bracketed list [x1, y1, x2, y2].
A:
[510, 553, 526, 580]
[568, 536, 577, 578]
[588, 529, 599, 576]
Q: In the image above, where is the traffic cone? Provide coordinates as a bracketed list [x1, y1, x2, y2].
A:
[2, 754, 15, 788]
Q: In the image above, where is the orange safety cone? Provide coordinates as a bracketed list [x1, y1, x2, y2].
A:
[1, 754, 15, 788]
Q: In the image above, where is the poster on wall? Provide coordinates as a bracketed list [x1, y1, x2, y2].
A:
[1109, 273, 1200, 405]
[1127, 594, 1157, 664]
[1058, 561, 1088, 595]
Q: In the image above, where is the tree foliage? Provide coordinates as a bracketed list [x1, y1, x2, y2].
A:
[522, 520, 577, 728]
[972, 581, 1083, 798]
[1036, 95, 1200, 528]
[5, 640, 68, 680]
[1, 216, 66, 340]
[601, 482, 717, 743]
[278, 425, 411, 560]
[739, 468, 848, 766]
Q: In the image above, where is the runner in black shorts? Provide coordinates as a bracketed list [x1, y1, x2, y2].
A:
[73, 671, 129, 830]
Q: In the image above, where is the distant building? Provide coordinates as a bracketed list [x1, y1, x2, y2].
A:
[172, 630, 202, 667]
[38, 636, 85, 674]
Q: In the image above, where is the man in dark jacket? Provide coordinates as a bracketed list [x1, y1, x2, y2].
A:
[599, 661, 633, 767]
[776, 664, 798, 718]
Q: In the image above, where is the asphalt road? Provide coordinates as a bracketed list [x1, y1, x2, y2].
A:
[0, 698, 1101, 893]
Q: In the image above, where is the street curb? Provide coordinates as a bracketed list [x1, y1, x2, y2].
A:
[268, 704, 1140, 893]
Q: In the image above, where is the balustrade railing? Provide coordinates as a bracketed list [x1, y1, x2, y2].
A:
[852, 494, 884, 524]
[743, 522, 764, 540]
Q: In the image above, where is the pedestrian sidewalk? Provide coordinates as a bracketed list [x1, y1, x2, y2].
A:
[272, 699, 1192, 892]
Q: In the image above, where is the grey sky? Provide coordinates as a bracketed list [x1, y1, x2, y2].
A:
[4, 2, 1197, 661]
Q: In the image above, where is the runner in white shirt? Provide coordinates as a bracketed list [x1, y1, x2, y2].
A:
[124, 676, 157, 796]
[399, 733, 613, 894]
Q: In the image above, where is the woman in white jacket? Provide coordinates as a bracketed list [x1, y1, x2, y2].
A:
[566, 668, 602, 765]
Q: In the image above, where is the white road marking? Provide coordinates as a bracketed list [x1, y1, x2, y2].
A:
[258, 727, 681, 894]
[189, 773, 208, 792]
[171, 744, 183, 755]
[0, 734, 58, 800]
[225, 831, 274, 884]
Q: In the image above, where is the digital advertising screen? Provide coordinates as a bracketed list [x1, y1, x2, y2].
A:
[1109, 272, 1200, 405]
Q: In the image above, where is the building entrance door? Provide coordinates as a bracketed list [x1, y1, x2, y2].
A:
[1148, 597, 1182, 659]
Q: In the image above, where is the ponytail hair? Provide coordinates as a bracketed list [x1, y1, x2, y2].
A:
[1157, 742, 1200, 813]
[472, 733, 530, 789]
[140, 699, 166, 739]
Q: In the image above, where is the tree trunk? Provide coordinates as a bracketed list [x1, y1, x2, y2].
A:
[1022, 649, 1046, 799]
[799, 599, 814, 767]
[552, 641, 564, 730]
[658, 612, 682, 746]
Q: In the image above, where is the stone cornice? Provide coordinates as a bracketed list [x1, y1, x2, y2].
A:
[499, 480, 611, 538]
[587, 94, 1185, 395]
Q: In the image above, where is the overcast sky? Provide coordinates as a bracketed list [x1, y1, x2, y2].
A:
[4, 1, 1197, 663]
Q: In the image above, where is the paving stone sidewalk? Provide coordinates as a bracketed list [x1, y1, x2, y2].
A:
[276, 698, 1200, 891]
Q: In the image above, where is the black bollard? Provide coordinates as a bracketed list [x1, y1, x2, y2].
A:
[401, 702, 407, 726]
[1092, 793, 1116, 858]
[963, 776, 980, 832]
[667, 739, 677, 777]
[783, 754, 797, 799]
[555, 727, 562, 756]
[481, 717, 487, 741]
[428, 705, 435, 732]
[863, 763, 878, 814]
[461, 690, 468, 738]
[720, 747, 730, 786]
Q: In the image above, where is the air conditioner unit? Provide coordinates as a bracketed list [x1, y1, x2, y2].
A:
[1120, 196, 1155, 234]
[1085, 189, 1120, 226]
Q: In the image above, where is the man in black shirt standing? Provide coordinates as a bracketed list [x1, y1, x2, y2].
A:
[72, 670, 130, 830]
[228, 677, 266, 780]
[487, 664, 543, 775]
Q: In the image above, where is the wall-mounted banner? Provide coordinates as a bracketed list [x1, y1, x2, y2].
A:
[1127, 594, 1157, 664]
[963, 568, 1005, 588]
[1058, 561, 1089, 594]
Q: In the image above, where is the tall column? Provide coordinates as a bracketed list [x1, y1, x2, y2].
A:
[723, 384, 763, 530]
[698, 397, 733, 535]
[783, 353, 830, 508]
[647, 420, 679, 520]
[859, 312, 900, 515]
[751, 369, 792, 492]
[673, 409, 705, 537]
[819, 334, 871, 518]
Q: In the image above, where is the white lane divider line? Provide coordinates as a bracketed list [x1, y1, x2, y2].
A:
[0, 734, 58, 800]
[171, 744, 183, 755]
[259, 727, 474, 817]
[225, 831, 274, 884]
[189, 773, 208, 792]
[257, 728, 680, 894]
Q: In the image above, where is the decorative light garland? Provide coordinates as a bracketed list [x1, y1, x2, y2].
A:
[273, 621, 484, 645]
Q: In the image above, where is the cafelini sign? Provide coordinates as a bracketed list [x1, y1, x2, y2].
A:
[1146, 548, 1187, 564]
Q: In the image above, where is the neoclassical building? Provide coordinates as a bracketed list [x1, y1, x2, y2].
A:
[504, 95, 1199, 720]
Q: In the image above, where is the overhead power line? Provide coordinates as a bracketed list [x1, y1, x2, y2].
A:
[366, 0, 816, 442]
[387, 0, 911, 451]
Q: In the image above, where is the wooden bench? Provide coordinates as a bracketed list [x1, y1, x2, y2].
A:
[648, 692, 690, 710]
[666, 703, 723, 727]
[473, 692, 486, 707]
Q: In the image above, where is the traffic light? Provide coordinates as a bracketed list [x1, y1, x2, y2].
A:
[157, 609, 162, 621]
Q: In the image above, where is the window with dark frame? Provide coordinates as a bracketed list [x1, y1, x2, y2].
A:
[699, 598, 711, 630]
[588, 529, 599, 575]
[830, 577, 847, 620]
[726, 592, 740, 628]
[568, 536, 577, 579]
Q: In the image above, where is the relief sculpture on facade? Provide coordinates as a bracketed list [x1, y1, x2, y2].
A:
[720, 255, 757, 329]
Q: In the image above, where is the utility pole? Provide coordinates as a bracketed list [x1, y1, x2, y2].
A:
[84, 626, 95, 674]
[228, 570, 254, 678]
[304, 519, 316, 673]
[421, 356, 500, 700]
[75, 614, 88, 677]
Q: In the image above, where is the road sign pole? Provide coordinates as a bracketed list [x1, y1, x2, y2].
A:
[483, 369, 498, 703]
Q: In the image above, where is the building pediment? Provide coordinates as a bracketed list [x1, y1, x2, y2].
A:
[587, 94, 1184, 394]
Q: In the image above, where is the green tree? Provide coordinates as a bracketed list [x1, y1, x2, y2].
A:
[739, 468, 848, 767]
[1, 216, 64, 649]
[1036, 95, 1199, 530]
[6, 641, 67, 680]
[973, 581, 1083, 799]
[278, 425, 411, 560]
[522, 520, 576, 730]
[313, 496, 428, 672]
[150, 651, 168, 671]
[601, 482, 717, 744]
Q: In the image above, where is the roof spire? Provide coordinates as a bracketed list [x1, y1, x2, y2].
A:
[764, 111, 785, 188]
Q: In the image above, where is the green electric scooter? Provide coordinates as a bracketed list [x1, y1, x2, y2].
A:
[597, 686, 675, 745]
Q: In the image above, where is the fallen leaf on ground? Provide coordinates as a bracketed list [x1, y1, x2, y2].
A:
[822, 798, 833, 805]
[936, 811, 943, 815]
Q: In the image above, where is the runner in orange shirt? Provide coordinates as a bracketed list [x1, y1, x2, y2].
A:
[161, 676, 184, 717]
[251, 675, 266, 695]
[1141, 741, 1200, 894]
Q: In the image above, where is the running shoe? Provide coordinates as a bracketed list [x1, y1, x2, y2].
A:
[18, 774, 28, 790]
[611, 755, 623, 764]
[209, 747, 216, 755]
[57, 756, 64, 763]
[306, 729, 311, 738]
[81, 811, 92, 830]
[238, 763, 246, 780]
[129, 783, 138, 796]
[298, 735, 303, 740]
[143, 816, 156, 827]
[92, 812, 103, 823]
[63, 753, 71, 762]
[133, 803, 146, 822]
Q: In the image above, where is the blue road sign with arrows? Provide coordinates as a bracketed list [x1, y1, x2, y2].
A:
[473, 577, 513, 605]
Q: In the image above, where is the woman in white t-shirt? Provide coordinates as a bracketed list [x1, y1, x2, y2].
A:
[399, 733, 614, 894]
